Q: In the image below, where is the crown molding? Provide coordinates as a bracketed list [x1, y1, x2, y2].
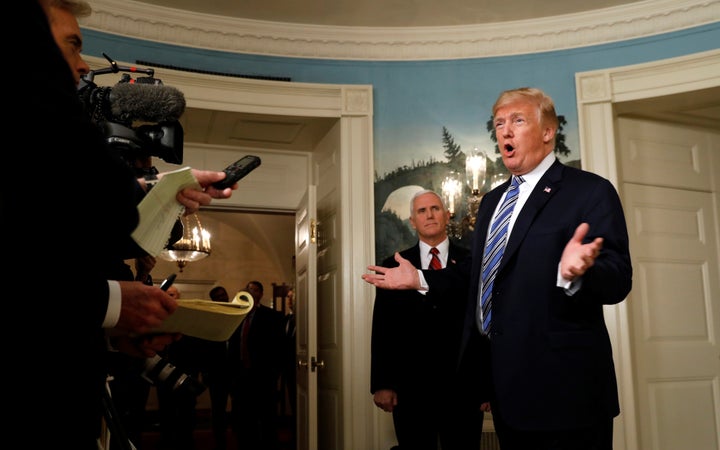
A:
[84, 0, 719, 61]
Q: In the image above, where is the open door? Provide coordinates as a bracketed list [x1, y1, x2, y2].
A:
[130, 61, 375, 447]
[295, 186, 317, 450]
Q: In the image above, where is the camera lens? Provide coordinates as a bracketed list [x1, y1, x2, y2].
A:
[141, 355, 206, 396]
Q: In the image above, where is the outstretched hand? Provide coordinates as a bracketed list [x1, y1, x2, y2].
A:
[362, 252, 422, 290]
[560, 223, 603, 281]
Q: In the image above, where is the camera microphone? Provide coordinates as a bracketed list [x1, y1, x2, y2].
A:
[109, 82, 187, 124]
[76, 56, 186, 164]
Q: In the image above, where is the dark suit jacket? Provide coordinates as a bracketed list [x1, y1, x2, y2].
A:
[12, 4, 143, 448]
[198, 337, 231, 387]
[429, 159, 632, 431]
[228, 304, 285, 388]
[370, 242, 486, 404]
[227, 304, 285, 448]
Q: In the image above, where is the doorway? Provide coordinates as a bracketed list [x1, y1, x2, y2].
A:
[576, 48, 720, 450]
[152, 209, 296, 298]
[85, 53, 379, 449]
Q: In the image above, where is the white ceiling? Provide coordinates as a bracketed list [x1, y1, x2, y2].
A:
[126, 0, 646, 28]
[613, 88, 720, 131]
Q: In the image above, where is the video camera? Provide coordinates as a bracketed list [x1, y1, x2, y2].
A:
[81, 56, 204, 396]
[77, 53, 185, 167]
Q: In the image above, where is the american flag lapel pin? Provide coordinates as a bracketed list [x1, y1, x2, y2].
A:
[544, 186, 552, 193]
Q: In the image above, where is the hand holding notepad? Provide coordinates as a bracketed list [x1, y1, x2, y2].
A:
[131, 166, 200, 256]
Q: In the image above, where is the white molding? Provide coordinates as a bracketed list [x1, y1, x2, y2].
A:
[575, 47, 720, 450]
[84, 0, 720, 61]
[86, 55, 371, 116]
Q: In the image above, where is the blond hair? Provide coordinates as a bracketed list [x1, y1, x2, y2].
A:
[492, 87, 559, 144]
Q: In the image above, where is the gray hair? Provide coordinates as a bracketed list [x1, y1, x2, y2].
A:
[409, 189, 447, 216]
[45, 0, 92, 19]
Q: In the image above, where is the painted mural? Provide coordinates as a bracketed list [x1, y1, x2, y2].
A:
[373, 114, 575, 263]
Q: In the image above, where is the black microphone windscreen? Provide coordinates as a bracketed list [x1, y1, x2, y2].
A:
[109, 82, 186, 123]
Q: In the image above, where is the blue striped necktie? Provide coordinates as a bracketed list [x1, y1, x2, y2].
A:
[479, 175, 524, 334]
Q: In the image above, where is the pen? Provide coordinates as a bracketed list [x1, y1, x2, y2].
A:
[159, 273, 177, 291]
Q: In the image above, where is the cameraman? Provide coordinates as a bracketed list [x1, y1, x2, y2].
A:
[44, 0, 238, 347]
[12, 2, 239, 449]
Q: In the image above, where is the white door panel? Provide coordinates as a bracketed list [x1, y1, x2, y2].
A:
[315, 143, 343, 450]
[296, 186, 317, 450]
[618, 117, 720, 450]
[618, 117, 715, 191]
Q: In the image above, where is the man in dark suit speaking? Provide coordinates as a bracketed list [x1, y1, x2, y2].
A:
[363, 87, 632, 450]
[370, 189, 490, 450]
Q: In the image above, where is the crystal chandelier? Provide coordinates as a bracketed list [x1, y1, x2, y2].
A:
[159, 213, 211, 272]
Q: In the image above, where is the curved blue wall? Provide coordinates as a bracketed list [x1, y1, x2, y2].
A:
[84, 24, 720, 175]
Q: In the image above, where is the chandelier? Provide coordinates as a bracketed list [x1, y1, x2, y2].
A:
[159, 213, 211, 272]
[442, 147, 487, 239]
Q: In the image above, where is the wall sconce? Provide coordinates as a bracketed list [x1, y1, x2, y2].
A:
[441, 171, 463, 218]
[442, 147, 488, 239]
[159, 213, 211, 272]
[466, 147, 487, 195]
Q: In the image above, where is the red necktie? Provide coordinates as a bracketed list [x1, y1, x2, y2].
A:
[429, 247, 442, 270]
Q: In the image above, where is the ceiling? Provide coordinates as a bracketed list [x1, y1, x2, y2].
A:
[121, 0, 719, 147]
[180, 110, 337, 152]
[125, 0, 646, 28]
[614, 88, 720, 131]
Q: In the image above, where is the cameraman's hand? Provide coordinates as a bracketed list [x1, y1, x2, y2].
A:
[175, 169, 237, 215]
[115, 281, 179, 335]
[111, 333, 181, 358]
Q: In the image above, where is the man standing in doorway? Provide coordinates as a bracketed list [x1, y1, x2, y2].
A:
[228, 281, 285, 450]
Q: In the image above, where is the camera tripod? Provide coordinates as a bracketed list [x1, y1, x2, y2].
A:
[99, 377, 137, 450]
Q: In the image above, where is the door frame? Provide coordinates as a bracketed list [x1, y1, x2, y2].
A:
[575, 47, 720, 450]
[86, 55, 378, 449]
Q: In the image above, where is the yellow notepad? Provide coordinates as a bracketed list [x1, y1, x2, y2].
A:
[131, 166, 200, 256]
[153, 297, 253, 341]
